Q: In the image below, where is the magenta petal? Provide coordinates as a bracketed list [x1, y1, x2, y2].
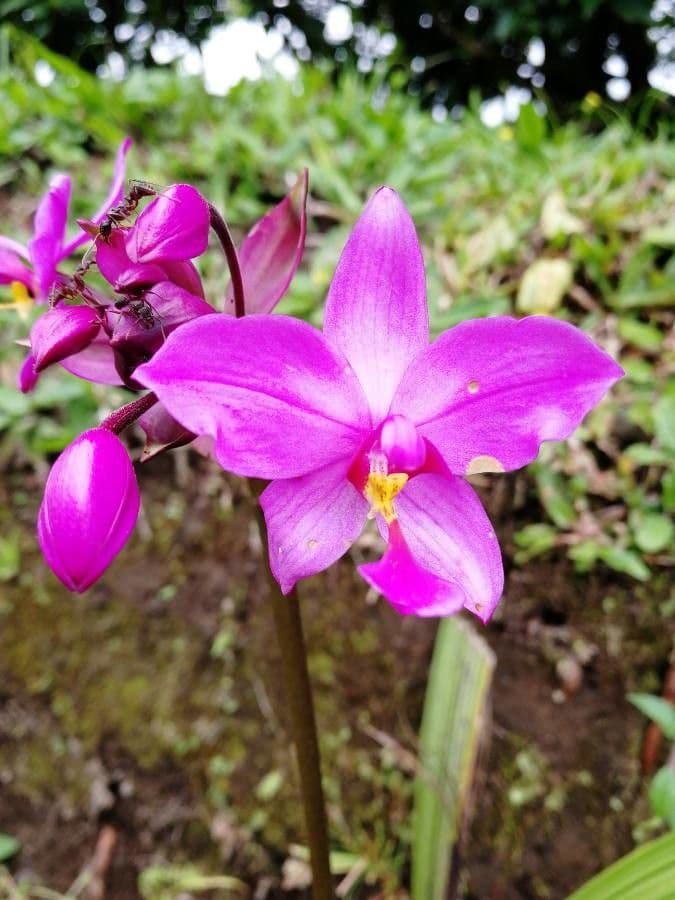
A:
[96, 229, 167, 291]
[374, 473, 503, 621]
[0, 249, 35, 287]
[392, 316, 624, 475]
[360, 520, 467, 618]
[37, 428, 140, 592]
[60, 333, 124, 386]
[0, 236, 30, 260]
[138, 404, 194, 460]
[228, 169, 308, 314]
[261, 458, 368, 594]
[18, 353, 39, 393]
[135, 314, 371, 479]
[28, 173, 72, 300]
[323, 187, 428, 422]
[127, 184, 210, 264]
[30, 306, 101, 372]
[159, 259, 205, 297]
[61, 137, 132, 258]
[110, 281, 214, 357]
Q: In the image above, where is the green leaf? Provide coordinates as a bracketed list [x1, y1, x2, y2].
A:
[629, 512, 674, 555]
[649, 767, 675, 828]
[654, 396, 675, 451]
[628, 693, 675, 740]
[568, 831, 675, 899]
[598, 546, 650, 581]
[0, 832, 20, 862]
[411, 618, 495, 900]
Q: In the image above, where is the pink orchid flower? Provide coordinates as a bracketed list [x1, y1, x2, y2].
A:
[0, 138, 131, 302]
[136, 187, 623, 622]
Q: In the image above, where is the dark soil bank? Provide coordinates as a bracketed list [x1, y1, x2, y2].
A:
[0, 453, 671, 899]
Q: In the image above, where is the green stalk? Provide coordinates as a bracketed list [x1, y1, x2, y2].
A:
[253, 492, 334, 900]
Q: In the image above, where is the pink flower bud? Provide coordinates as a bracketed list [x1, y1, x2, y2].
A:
[126, 184, 210, 264]
[38, 428, 140, 592]
[30, 306, 101, 373]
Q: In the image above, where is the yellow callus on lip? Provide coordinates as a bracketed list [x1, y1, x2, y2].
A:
[3, 281, 33, 321]
[365, 472, 408, 524]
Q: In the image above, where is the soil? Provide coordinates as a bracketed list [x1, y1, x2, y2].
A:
[0, 450, 671, 900]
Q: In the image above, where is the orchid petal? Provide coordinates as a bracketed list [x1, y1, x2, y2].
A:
[135, 314, 371, 479]
[392, 316, 624, 475]
[28, 173, 71, 300]
[227, 169, 308, 314]
[0, 236, 30, 260]
[109, 280, 214, 358]
[323, 187, 428, 422]
[60, 332, 124, 385]
[159, 259, 205, 297]
[61, 137, 132, 257]
[360, 520, 467, 618]
[138, 404, 194, 461]
[0, 249, 34, 288]
[261, 458, 368, 594]
[364, 473, 503, 621]
[18, 353, 39, 393]
[127, 184, 210, 264]
[96, 229, 167, 291]
[30, 306, 101, 372]
[37, 428, 139, 592]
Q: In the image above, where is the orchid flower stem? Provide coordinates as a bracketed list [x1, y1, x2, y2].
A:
[252, 485, 334, 900]
[207, 203, 246, 319]
[101, 391, 158, 434]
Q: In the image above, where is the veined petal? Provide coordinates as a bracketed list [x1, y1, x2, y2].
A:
[228, 169, 308, 314]
[361, 473, 503, 622]
[60, 332, 125, 386]
[61, 137, 132, 258]
[261, 458, 369, 594]
[135, 314, 371, 479]
[323, 187, 428, 422]
[392, 316, 624, 475]
[127, 184, 210, 264]
[28, 173, 71, 300]
[360, 520, 466, 618]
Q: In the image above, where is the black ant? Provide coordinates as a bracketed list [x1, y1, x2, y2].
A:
[97, 180, 160, 243]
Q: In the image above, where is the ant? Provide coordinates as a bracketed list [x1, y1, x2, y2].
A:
[97, 180, 160, 243]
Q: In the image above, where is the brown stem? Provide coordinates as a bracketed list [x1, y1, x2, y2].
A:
[100, 392, 158, 434]
[253, 489, 334, 900]
[207, 203, 246, 318]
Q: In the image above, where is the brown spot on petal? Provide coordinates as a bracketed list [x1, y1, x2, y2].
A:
[467, 380, 480, 394]
[466, 454, 505, 475]
[307, 539, 318, 549]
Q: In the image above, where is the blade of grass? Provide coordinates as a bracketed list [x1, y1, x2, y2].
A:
[411, 616, 496, 900]
[567, 831, 675, 900]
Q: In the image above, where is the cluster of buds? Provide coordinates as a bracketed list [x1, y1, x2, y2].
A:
[3, 141, 308, 591]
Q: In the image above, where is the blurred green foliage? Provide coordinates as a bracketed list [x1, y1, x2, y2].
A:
[0, 25, 673, 590]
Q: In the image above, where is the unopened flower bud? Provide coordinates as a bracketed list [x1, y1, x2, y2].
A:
[37, 428, 140, 592]
[30, 306, 101, 372]
[126, 184, 210, 264]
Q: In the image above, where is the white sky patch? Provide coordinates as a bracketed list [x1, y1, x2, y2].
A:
[324, 4, 354, 44]
[201, 19, 298, 95]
